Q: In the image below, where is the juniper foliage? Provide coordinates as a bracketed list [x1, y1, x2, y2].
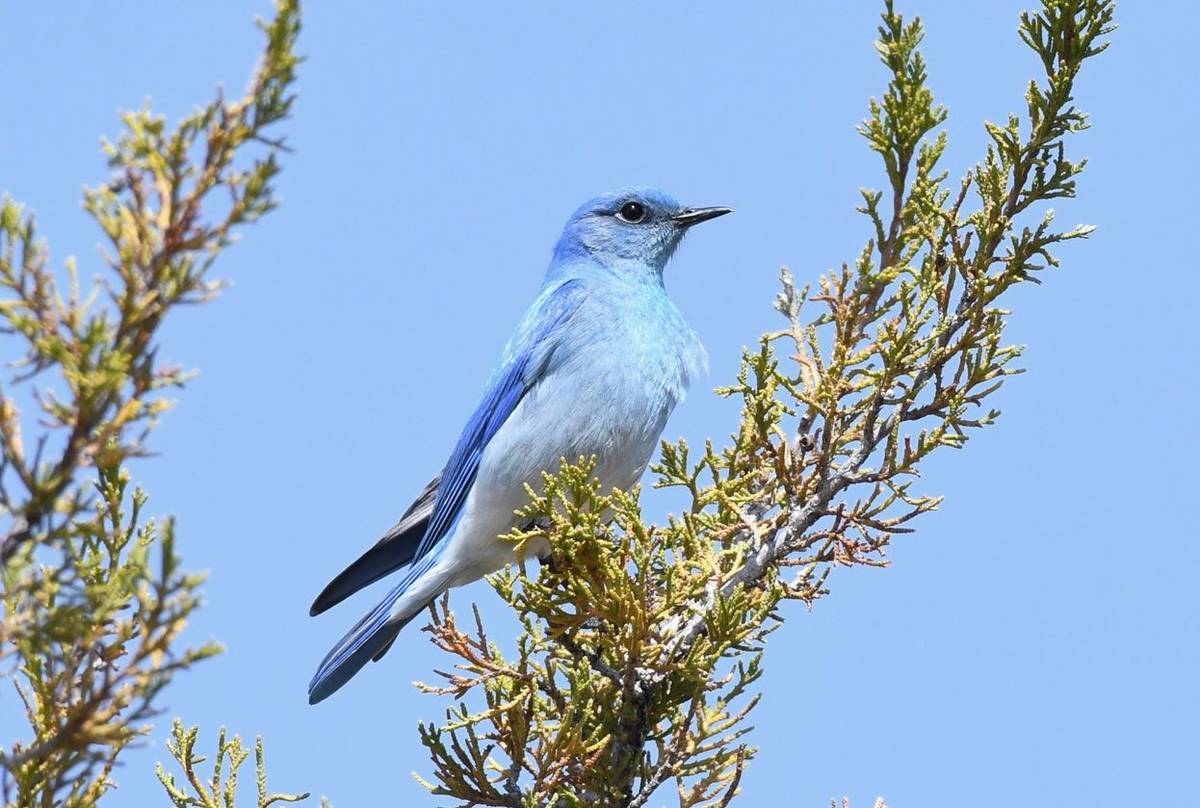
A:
[0, 2, 305, 805]
[155, 720, 316, 808]
[416, 1, 1114, 806]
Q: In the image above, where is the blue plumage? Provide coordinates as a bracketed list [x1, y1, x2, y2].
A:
[410, 280, 590, 567]
[308, 188, 730, 704]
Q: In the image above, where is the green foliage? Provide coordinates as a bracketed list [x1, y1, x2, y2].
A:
[417, 457, 774, 807]
[0, 2, 303, 805]
[155, 720, 320, 808]
[416, 1, 1114, 806]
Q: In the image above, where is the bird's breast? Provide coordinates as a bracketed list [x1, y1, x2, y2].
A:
[478, 283, 702, 505]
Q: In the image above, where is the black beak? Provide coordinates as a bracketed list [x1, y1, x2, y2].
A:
[671, 206, 733, 227]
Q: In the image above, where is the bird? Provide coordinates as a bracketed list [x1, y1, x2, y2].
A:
[307, 187, 730, 704]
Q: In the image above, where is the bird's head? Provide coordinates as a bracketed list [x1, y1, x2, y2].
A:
[551, 187, 730, 279]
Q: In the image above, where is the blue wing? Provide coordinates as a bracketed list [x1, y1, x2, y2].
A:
[413, 277, 589, 565]
[308, 279, 589, 703]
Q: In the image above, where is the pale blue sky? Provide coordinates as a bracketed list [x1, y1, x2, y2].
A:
[2, 2, 1197, 806]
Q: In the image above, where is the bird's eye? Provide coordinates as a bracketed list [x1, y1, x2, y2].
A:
[617, 201, 647, 223]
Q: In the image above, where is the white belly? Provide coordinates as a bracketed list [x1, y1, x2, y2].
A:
[407, 278, 703, 604]
[432, 347, 677, 588]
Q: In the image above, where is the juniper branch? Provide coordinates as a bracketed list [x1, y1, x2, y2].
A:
[416, 2, 1113, 806]
[0, 2, 303, 804]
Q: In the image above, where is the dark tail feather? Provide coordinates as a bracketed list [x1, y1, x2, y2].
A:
[308, 551, 444, 704]
[308, 527, 423, 616]
[309, 472, 441, 616]
[370, 633, 397, 663]
[307, 611, 417, 704]
[371, 598, 432, 661]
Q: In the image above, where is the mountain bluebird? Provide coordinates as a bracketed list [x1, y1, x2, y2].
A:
[308, 188, 730, 704]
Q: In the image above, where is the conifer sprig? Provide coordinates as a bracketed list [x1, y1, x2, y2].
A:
[0, 2, 304, 804]
[418, 2, 1114, 806]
